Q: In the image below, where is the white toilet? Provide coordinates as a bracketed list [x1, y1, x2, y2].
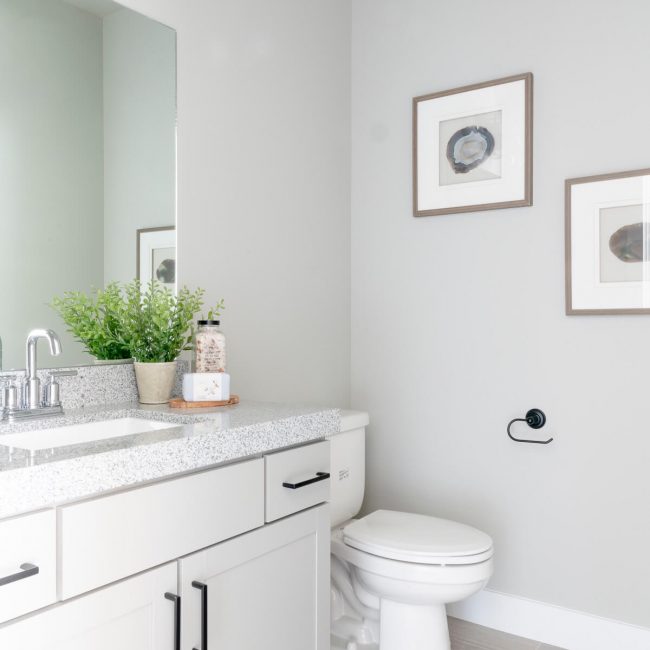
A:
[328, 411, 493, 650]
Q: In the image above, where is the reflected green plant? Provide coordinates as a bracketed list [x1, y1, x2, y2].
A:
[51, 282, 132, 360]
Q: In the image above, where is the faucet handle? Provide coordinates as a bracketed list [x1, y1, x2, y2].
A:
[44, 370, 77, 408]
[0, 375, 18, 411]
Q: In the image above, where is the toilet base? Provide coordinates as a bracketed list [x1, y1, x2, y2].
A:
[331, 614, 378, 650]
[379, 600, 449, 650]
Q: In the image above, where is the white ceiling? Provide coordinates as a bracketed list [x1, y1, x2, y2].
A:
[63, 0, 122, 18]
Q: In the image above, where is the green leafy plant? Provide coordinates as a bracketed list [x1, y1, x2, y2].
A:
[204, 298, 225, 321]
[124, 280, 205, 363]
[51, 282, 132, 360]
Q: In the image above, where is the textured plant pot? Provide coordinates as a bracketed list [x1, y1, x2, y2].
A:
[134, 361, 177, 404]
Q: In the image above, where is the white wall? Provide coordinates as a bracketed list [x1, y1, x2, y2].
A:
[103, 8, 176, 285]
[0, 0, 104, 369]
[118, 0, 351, 406]
[351, 0, 650, 628]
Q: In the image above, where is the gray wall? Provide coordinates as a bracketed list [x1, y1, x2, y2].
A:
[0, 0, 104, 369]
[351, 0, 650, 627]
[103, 8, 176, 285]
[121, 0, 351, 407]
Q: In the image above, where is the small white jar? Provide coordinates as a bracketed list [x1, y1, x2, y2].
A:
[195, 320, 226, 373]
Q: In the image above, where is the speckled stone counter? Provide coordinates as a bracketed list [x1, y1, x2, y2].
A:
[0, 401, 339, 519]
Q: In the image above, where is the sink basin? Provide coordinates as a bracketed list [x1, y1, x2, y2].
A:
[0, 417, 179, 451]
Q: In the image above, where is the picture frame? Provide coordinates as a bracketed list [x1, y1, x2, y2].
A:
[136, 226, 176, 292]
[413, 72, 533, 217]
[566, 168, 650, 315]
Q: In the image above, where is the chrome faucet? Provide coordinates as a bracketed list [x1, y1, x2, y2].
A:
[0, 329, 76, 422]
[24, 329, 62, 409]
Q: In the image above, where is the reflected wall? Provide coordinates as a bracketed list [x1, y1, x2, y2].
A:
[0, 0, 176, 369]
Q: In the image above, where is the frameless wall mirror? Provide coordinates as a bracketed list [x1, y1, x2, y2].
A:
[0, 0, 177, 370]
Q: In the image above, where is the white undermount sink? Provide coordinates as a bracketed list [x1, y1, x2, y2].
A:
[0, 417, 179, 451]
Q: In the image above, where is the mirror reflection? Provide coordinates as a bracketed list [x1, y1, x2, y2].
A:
[0, 0, 177, 370]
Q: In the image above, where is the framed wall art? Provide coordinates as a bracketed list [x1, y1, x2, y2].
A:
[137, 226, 176, 292]
[566, 168, 650, 314]
[413, 72, 533, 217]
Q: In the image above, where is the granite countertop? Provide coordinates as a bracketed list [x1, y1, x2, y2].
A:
[0, 401, 339, 520]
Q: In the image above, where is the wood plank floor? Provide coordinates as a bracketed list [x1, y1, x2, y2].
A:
[449, 617, 566, 650]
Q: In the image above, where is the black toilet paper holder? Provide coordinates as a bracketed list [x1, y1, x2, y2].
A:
[507, 408, 553, 445]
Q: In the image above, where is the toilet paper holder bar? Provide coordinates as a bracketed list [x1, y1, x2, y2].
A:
[507, 408, 553, 445]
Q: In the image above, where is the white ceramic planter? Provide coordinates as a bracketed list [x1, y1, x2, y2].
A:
[133, 361, 177, 404]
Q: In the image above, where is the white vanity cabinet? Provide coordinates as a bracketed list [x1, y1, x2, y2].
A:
[59, 458, 265, 599]
[180, 504, 329, 650]
[0, 439, 331, 650]
[0, 562, 177, 650]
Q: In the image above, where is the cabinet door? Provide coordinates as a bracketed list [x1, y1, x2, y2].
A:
[180, 504, 329, 650]
[0, 563, 178, 650]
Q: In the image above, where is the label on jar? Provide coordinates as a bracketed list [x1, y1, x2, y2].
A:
[195, 332, 226, 372]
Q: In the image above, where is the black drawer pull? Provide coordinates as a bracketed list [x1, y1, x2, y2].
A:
[164, 592, 181, 650]
[282, 472, 330, 490]
[192, 581, 208, 650]
[0, 563, 39, 587]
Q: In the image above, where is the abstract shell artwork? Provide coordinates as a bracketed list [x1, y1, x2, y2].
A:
[566, 168, 650, 314]
[446, 125, 495, 174]
[413, 73, 532, 217]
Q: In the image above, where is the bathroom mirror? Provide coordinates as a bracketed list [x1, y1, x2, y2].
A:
[0, 0, 176, 370]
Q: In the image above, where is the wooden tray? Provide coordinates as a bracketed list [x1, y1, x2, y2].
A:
[169, 395, 240, 409]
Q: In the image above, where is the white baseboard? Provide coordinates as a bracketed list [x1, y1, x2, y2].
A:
[447, 588, 650, 650]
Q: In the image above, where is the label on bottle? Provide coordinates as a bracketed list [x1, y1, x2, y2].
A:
[195, 332, 226, 372]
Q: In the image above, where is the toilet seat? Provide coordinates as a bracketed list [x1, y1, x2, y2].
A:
[332, 527, 493, 587]
[343, 510, 493, 566]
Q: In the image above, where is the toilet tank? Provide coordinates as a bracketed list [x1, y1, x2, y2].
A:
[327, 410, 369, 527]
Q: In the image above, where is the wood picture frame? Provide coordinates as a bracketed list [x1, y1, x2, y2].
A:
[566, 168, 650, 315]
[136, 226, 176, 292]
[413, 72, 533, 217]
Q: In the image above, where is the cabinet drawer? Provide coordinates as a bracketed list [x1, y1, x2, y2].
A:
[0, 510, 56, 624]
[265, 441, 330, 522]
[59, 458, 264, 599]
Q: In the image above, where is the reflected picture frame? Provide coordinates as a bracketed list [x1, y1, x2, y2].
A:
[136, 226, 176, 293]
[566, 168, 650, 315]
[413, 73, 533, 217]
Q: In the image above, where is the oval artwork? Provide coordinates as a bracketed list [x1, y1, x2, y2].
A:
[446, 126, 495, 174]
[156, 258, 176, 284]
[609, 222, 648, 263]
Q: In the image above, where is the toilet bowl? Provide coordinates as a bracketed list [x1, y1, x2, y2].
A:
[329, 412, 493, 650]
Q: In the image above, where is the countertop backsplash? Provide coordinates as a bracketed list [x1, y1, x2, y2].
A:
[0, 361, 187, 409]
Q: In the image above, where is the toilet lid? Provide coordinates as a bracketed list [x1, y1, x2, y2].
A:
[343, 510, 493, 565]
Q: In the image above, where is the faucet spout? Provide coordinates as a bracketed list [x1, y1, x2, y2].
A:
[24, 329, 62, 409]
[26, 329, 62, 380]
